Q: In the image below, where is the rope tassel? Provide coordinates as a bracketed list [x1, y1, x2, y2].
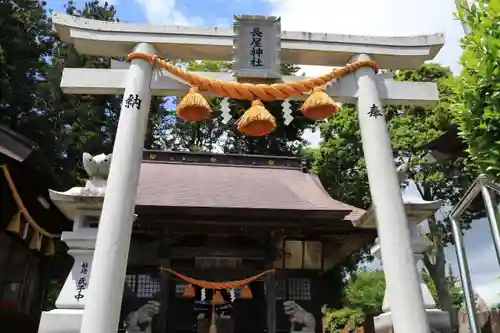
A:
[183, 284, 196, 298]
[239, 285, 252, 299]
[212, 290, 225, 304]
[301, 87, 338, 120]
[177, 86, 212, 121]
[6, 211, 22, 235]
[236, 100, 276, 136]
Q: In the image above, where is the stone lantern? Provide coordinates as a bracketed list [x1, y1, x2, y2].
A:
[38, 153, 110, 333]
[354, 163, 452, 333]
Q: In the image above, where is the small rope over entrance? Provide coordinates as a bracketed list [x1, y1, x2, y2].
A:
[160, 267, 275, 333]
[159, 267, 275, 302]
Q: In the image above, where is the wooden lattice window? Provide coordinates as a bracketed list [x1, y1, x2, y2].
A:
[287, 278, 311, 300]
[125, 273, 160, 299]
[271, 278, 311, 301]
[125, 274, 136, 292]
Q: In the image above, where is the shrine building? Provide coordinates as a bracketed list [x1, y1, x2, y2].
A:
[0, 126, 71, 333]
[45, 149, 375, 333]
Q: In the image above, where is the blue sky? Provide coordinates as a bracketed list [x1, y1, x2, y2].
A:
[45, 0, 500, 305]
[46, 0, 272, 27]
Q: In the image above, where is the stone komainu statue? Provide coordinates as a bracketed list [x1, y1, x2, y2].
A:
[458, 294, 495, 333]
[124, 300, 161, 333]
[283, 300, 316, 333]
[64, 152, 112, 196]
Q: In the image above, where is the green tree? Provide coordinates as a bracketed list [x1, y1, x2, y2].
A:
[323, 307, 364, 333]
[37, 0, 167, 186]
[421, 270, 464, 313]
[343, 269, 385, 313]
[323, 269, 464, 333]
[323, 269, 384, 333]
[0, 0, 56, 153]
[452, 0, 500, 176]
[313, 63, 476, 328]
[41, 1, 133, 185]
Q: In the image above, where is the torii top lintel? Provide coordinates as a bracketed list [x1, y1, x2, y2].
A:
[51, 12, 444, 70]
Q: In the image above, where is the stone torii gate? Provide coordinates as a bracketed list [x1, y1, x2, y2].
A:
[50, 12, 444, 333]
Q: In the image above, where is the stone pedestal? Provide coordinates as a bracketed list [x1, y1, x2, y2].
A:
[38, 165, 106, 333]
[38, 309, 85, 333]
[39, 229, 97, 333]
[55, 230, 97, 308]
[371, 197, 451, 333]
[356, 177, 451, 333]
[375, 309, 451, 333]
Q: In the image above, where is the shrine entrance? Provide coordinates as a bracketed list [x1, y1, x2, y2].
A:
[40, 11, 444, 333]
[108, 151, 373, 333]
[164, 268, 269, 333]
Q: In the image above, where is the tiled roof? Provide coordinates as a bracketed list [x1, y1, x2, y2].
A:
[136, 151, 364, 222]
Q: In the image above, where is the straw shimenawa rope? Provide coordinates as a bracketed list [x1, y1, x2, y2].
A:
[160, 267, 275, 289]
[126, 52, 378, 101]
[126, 52, 378, 136]
[1, 164, 60, 238]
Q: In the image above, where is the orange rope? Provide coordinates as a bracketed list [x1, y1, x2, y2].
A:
[160, 267, 275, 289]
[126, 52, 378, 101]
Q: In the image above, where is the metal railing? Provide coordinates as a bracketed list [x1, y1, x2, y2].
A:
[449, 174, 500, 333]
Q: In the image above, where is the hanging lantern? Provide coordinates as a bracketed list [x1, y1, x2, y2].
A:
[301, 87, 338, 120]
[176, 87, 212, 121]
[236, 100, 276, 136]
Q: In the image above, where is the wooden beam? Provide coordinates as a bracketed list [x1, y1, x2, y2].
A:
[134, 219, 375, 236]
[157, 231, 170, 333]
[323, 233, 376, 270]
[60, 67, 439, 106]
[265, 232, 277, 333]
[170, 246, 265, 259]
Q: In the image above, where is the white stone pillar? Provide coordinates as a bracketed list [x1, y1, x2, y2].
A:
[374, 223, 451, 333]
[38, 229, 98, 333]
[79, 42, 157, 333]
[351, 53, 430, 333]
[55, 230, 97, 309]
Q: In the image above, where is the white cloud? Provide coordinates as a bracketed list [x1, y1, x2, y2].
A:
[445, 218, 500, 306]
[267, 0, 465, 76]
[134, 0, 203, 26]
[475, 278, 500, 306]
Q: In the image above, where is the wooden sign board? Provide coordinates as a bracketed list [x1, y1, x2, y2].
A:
[233, 15, 281, 79]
